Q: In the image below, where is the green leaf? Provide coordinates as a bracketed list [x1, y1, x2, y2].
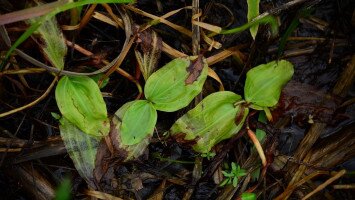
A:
[255, 112, 267, 142]
[231, 162, 237, 171]
[55, 76, 109, 137]
[232, 177, 238, 187]
[247, 0, 260, 39]
[219, 178, 229, 187]
[110, 101, 152, 161]
[55, 178, 71, 200]
[144, 56, 208, 112]
[119, 100, 157, 145]
[244, 60, 294, 107]
[170, 91, 249, 153]
[29, 16, 67, 69]
[51, 112, 61, 120]
[59, 117, 99, 187]
[241, 192, 257, 200]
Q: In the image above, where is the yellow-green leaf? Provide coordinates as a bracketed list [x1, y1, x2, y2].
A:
[170, 91, 249, 153]
[144, 56, 208, 112]
[55, 76, 109, 137]
[244, 60, 294, 107]
[110, 101, 151, 160]
[119, 100, 157, 145]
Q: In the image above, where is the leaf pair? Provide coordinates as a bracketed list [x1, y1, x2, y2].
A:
[169, 60, 294, 153]
[114, 56, 208, 145]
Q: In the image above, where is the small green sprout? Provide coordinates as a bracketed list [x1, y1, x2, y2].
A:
[241, 192, 256, 200]
[220, 162, 246, 187]
[201, 151, 216, 160]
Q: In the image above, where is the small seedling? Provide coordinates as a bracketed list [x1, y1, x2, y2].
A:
[220, 162, 247, 187]
[201, 151, 216, 160]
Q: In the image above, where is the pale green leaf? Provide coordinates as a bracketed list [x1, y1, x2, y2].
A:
[59, 117, 99, 187]
[29, 16, 67, 69]
[244, 60, 294, 107]
[109, 101, 155, 160]
[144, 56, 208, 112]
[55, 76, 109, 137]
[170, 91, 249, 153]
[119, 100, 157, 145]
[247, 0, 260, 39]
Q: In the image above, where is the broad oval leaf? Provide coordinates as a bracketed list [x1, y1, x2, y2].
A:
[55, 76, 109, 137]
[59, 117, 99, 188]
[244, 60, 294, 107]
[105, 101, 152, 161]
[144, 56, 208, 112]
[119, 100, 157, 145]
[170, 91, 249, 153]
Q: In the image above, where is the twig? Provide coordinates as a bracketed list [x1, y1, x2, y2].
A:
[191, 0, 200, 55]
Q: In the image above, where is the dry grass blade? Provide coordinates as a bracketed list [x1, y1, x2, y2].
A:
[85, 189, 124, 200]
[275, 170, 329, 200]
[201, 30, 222, 50]
[0, 76, 58, 118]
[206, 45, 246, 66]
[78, 4, 98, 31]
[125, 5, 192, 37]
[302, 170, 346, 200]
[93, 11, 120, 28]
[161, 42, 188, 58]
[191, 12, 222, 33]
[208, 67, 224, 91]
[0, 68, 46, 75]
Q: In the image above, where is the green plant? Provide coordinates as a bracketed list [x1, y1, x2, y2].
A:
[58, 55, 208, 184]
[201, 151, 216, 160]
[220, 162, 247, 187]
[169, 60, 294, 153]
[55, 178, 72, 200]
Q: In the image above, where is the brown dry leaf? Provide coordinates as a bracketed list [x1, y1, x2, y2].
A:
[185, 55, 205, 84]
[272, 81, 342, 124]
[135, 29, 162, 80]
